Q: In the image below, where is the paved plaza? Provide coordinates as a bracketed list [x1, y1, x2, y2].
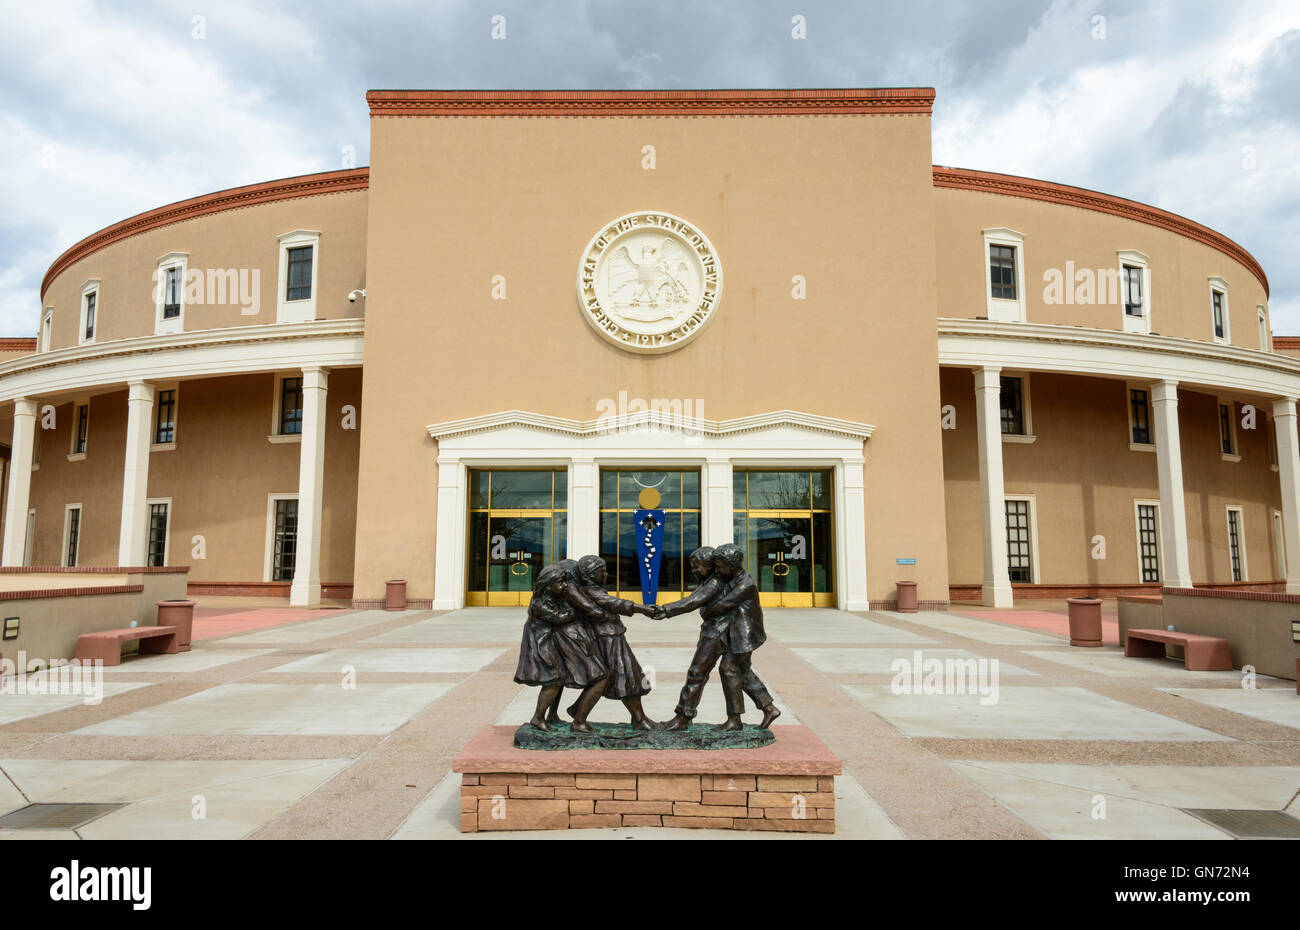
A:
[0, 604, 1296, 839]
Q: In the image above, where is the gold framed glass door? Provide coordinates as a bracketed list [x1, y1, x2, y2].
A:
[598, 468, 701, 604]
[466, 469, 567, 606]
[733, 470, 835, 607]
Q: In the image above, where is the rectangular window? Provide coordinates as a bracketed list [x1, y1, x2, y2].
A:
[1227, 508, 1244, 582]
[272, 498, 298, 582]
[989, 245, 1017, 300]
[1124, 265, 1144, 317]
[1130, 389, 1151, 445]
[84, 291, 96, 340]
[73, 404, 89, 454]
[1269, 420, 1279, 467]
[278, 377, 303, 435]
[1005, 499, 1033, 583]
[64, 506, 81, 568]
[1000, 376, 1025, 435]
[1219, 403, 1235, 455]
[154, 389, 176, 444]
[147, 502, 169, 567]
[286, 246, 313, 301]
[1212, 290, 1226, 339]
[1259, 308, 1269, 350]
[163, 267, 182, 319]
[1137, 504, 1160, 583]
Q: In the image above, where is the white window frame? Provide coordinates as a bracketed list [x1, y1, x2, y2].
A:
[983, 228, 1027, 323]
[1000, 371, 1036, 443]
[1003, 493, 1041, 584]
[1272, 508, 1286, 580]
[67, 397, 90, 461]
[1208, 276, 1230, 344]
[1268, 415, 1279, 472]
[277, 230, 320, 324]
[154, 252, 189, 336]
[62, 503, 82, 568]
[23, 509, 35, 567]
[144, 497, 173, 567]
[40, 308, 52, 353]
[1258, 305, 1269, 352]
[1133, 499, 1163, 583]
[1217, 397, 1240, 463]
[1117, 249, 1151, 335]
[151, 381, 180, 451]
[1125, 381, 1156, 452]
[264, 492, 300, 583]
[79, 279, 100, 345]
[268, 371, 305, 443]
[1225, 505, 1247, 582]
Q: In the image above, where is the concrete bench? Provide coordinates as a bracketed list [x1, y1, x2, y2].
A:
[74, 625, 178, 667]
[1124, 628, 1232, 671]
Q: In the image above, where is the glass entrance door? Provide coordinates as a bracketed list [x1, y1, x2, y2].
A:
[733, 469, 835, 607]
[487, 513, 552, 604]
[466, 469, 567, 606]
[748, 513, 813, 606]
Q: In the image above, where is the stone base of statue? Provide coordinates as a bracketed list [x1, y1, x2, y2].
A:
[454, 724, 840, 834]
[513, 721, 775, 751]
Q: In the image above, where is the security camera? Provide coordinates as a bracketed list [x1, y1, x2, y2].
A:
[348, 289, 366, 303]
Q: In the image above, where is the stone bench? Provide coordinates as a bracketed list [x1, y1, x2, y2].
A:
[74, 625, 178, 666]
[1124, 628, 1231, 671]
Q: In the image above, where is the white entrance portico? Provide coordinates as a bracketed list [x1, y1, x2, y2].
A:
[426, 409, 873, 612]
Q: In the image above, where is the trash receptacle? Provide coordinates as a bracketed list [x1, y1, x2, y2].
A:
[156, 599, 196, 652]
[1067, 597, 1103, 647]
[895, 581, 919, 613]
[385, 579, 407, 611]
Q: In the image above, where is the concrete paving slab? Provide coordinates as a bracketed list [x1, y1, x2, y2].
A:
[0, 682, 151, 724]
[228, 610, 419, 644]
[1158, 688, 1300, 730]
[273, 647, 504, 675]
[494, 681, 800, 726]
[1023, 648, 1275, 683]
[793, 647, 1037, 677]
[878, 610, 1065, 645]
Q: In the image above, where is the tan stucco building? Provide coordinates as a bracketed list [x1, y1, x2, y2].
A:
[3, 88, 1294, 612]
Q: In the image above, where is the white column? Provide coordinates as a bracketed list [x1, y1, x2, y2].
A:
[290, 367, 328, 606]
[974, 367, 1012, 607]
[569, 458, 598, 557]
[2, 398, 37, 566]
[840, 455, 870, 611]
[1151, 380, 1193, 588]
[1271, 397, 1300, 594]
[431, 456, 465, 611]
[117, 381, 155, 566]
[703, 458, 734, 547]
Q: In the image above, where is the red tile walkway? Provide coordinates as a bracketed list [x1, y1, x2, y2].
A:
[949, 606, 1121, 646]
[192, 607, 345, 641]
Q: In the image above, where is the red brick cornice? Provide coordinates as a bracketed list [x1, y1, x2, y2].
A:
[933, 166, 1269, 296]
[0, 339, 36, 352]
[366, 88, 936, 118]
[40, 168, 371, 301]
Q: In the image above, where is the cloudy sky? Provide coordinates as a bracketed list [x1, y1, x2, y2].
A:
[1, 0, 1297, 336]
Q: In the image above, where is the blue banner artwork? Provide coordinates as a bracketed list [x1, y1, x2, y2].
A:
[634, 508, 666, 605]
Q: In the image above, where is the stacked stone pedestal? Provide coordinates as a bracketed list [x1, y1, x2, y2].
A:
[454, 725, 840, 834]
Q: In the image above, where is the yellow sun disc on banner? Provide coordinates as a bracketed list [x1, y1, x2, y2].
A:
[638, 488, 661, 510]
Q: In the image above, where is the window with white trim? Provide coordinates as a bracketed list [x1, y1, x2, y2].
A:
[999, 373, 1034, 441]
[982, 228, 1027, 323]
[1117, 250, 1151, 335]
[1128, 385, 1153, 448]
[269, 373, 304, 440]
[146, 498, 171, 567]
[266, 494, 299, 582]
[63, 504, 82, 567]
[1004, 496, 1038, 583]
[153, 385, 178, 447]
[276, 230, 320, 323]
[1209, 277, 1230, 342]
[1259, 306, 1269, 351]
[1225, 506, 1246, 581]
[1135, 501, 1161, 583]
[40, 309, 52, 353]
[1218, 400, 1239, 461]
[1273, 509, 1286, 579]
[154, 252, 188, 335]
[69, 401, 89, 459]
[79, 280, 100, 344]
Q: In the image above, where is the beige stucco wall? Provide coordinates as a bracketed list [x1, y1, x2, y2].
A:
[942, 368, 1284, 587]
[934, 187, 1271, 349]
[40, 189, 368, 349]
[355, 113, 950, 603]
[22, 370, 361, 584]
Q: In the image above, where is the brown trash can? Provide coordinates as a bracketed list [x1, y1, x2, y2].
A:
[385, 579, 408, 611]
[895, 581, 919, 613]
[156, 599, 196, 652]
[1067, 597, 1103, 647]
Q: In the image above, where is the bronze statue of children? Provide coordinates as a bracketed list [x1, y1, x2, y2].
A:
[514, 563, 608, 731]
[570, 554, 658, 730]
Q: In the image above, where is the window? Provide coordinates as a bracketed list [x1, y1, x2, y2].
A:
[1130, 388, 1151, 446]
[269, 497, 299, 582]
[163, 267, 181, 318]
[1136, 502, 1161, 583]
[79, 280, 100, 344]
[1209, 278, 1230, 342]
[1226, 507, 1246, 582]
[1005, 498, 1034, 583]
[154, 253, 188, 335]
[154, 389, 176, 445]
[1000, 376, 1025, 435]
[1273, 510, 1286, 579]
[1117, 250, 1151, 334]
[982, 228, 1027, 322]
[278, 377, 303, 435]
[71, 403, 89, 456]
[276, 230, 320, 323]
[1259, 306, 1269, 351]
[146, 500, 170, 567]
[40, 309, 51, 353]
[63, 505, 82, 567]
[1219, 402, 1238, 459]
[1269, 418, 1279, 469]
[1123, 266, 1144, 317]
